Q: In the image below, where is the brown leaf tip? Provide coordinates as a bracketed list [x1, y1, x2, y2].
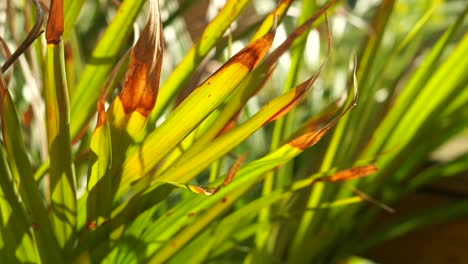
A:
[120, 0, 163, 116]
[289, 54, 359, 151]
[46, 0, 64, 44]
[224, 25, 276, 71]
[289, 125, 334, 150]
[264, 78, 314, 125]
[119, 60, 157, 116]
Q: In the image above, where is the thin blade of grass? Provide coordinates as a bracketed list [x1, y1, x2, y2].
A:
[44, 0, 77, 251]
[289, 54, 359, 261]
[375, 32, 468, 182]
[259, 2, 335, 249]
[1, 70, 61, 262]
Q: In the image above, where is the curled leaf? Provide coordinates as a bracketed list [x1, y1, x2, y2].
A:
[119, 0, 163, 116]
[265, 66, 324, 124]
[266, 13, 332, 124]
[289, 53, 358, 150]
[287, 105, 338, 143]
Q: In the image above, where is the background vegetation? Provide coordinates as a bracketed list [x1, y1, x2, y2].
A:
[0, 0, 467, 263]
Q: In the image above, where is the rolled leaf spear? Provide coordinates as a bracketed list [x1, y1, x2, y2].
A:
[85, 0, 164, 233]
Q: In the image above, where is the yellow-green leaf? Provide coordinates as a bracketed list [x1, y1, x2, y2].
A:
[118, 25, 277, 193]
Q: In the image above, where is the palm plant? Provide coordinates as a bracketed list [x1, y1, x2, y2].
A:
[0, 0, 467, 263]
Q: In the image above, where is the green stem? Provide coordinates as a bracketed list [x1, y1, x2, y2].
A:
[257, 0, 318, 253]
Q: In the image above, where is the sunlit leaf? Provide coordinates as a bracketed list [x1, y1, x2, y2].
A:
[45, 0, 77, 250]
[118, 24, 277, 194]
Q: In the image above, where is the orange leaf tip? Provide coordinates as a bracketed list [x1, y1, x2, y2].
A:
[223, 21, 276, 72]
[45, 0, 64, 44]
[318, 165, 378, 183]
[120, 0, 164, 116]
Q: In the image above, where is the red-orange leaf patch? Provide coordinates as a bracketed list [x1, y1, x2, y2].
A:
[119, 0, 163, 116]
[45, 0, 64, 44]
